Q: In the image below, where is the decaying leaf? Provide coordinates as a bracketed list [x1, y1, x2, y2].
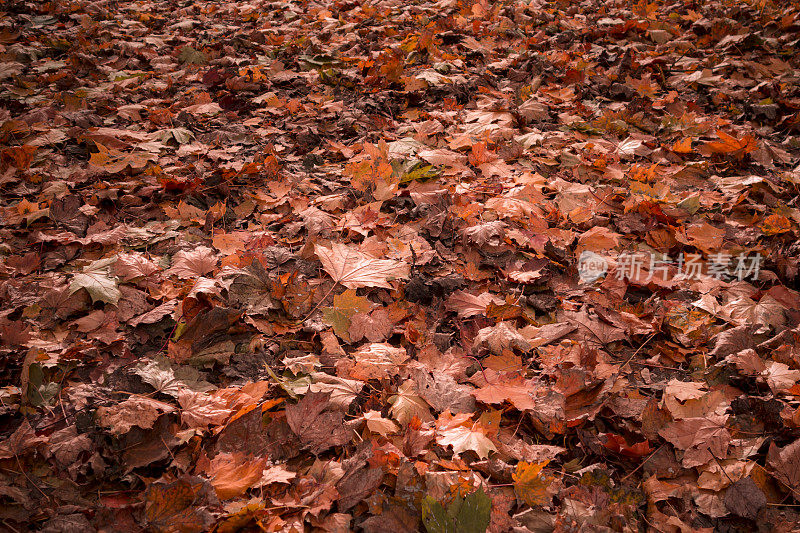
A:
[315, 242, 410, 289]
[286, 391, 352, 454]
[9, 0, 800, 530]
[513, 461, 554, 507]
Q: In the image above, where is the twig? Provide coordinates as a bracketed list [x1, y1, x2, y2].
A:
[621, 443, 664, 481]
[296, 281, 339, 325]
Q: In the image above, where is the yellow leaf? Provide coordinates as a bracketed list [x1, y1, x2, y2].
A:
[513, 461, 554, 507]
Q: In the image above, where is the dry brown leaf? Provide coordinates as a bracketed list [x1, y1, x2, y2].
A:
[97, 396, 175, 435]
[315, 242, 410, 289]
[168, 247, 218, 279]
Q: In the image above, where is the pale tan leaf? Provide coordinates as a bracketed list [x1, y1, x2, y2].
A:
[315, 242, 410, 289]
[436, 421, 497, 459]
[446, 291, 502, 318]
[363, 410, 400, 436]
[389, 380, 434, 425]
[168, 247, 218, 279]
[97, 396, 175, 435]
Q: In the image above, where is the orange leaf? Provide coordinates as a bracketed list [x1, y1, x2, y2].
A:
[513, 461, 554, 507]
[761, 214, 792, 235]
[203, 452, 266, 500]
[1, 145, 37, 170]
[671, 137, 693, 154]
[699, 130, 758, 158]
[89, 142, 155, 173]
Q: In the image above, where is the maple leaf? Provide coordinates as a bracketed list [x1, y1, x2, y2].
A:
[349, 307, 394, 342]
[659, 415, 731, 467]
[70, 257, 121, 305]
[389, 380, 434, 425]
[685, 221, 725, 253]
[672, 137, 693, 153]
[96, 396, 175, 435]
[322, 289, 372, 342]
[349, 342, 408, 381]
[47, 426, 93, 466]
[763, 361, 800, 393]
[699, 130, 758, 159]
[133, 356, 210, 397]
[761, 213, 792, 235]
[255, 465, 297, 487]
[144, 476, 216, 533]
[129, 300, 177, 327]
[513, 461, 554, 507]
[211, 231, 246, 255]
[306, 372, 364, 409]
[463, 221, 506, 248]
[0, 420, 47, 460]
[470, 369, 537, 411]
[767, 439, 800, 492]
[315, 242, 410, 289]
[473, 322, 532, 355]
[178, 390, 233, 431]
[228, 260, 278, 316]
[411, 365, 477, 414]
[436, 422, 497, 459]
[201, 452, 266, 500]
[568, 307, 627, 346]
[445, 291, 502, 318]
[167, 247, 218, 279]
[600, 433, 652, 457]
[363, 410, 400, 436]
[576, 226, 621, 255]
[114, 252, 160, 282]
[89, 142, 155, 173]
[286, 391, 352, 454]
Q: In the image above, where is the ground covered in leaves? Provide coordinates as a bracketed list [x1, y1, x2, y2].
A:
[3, 0, 800, 531]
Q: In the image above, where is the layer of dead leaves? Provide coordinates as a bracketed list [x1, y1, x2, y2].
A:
[2, 0, 800, 531]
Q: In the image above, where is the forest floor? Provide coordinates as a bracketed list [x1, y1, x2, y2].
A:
[2, 0, 800, 531]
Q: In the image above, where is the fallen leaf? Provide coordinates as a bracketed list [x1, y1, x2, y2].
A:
[659, 415, 731, 467]
[363, 410, 400, 436]
[202, 452, 266, 500]
[70, 259, 121, 305]
[97, 396, 175, 435]
[168, 247, 218, 279]
[513, 461, 554, 507]
[315, 242, 410, 289]
[389, 380, 434, 425]
[286, 391, 352, 454]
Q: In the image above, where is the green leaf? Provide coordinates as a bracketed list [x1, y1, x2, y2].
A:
[422, 490, 491, 533]
[422, 496, 456, 533]
[178, 46, 207, 65]
[455, 488, 492, 533]
[26, 363, 59, 407]
[399, 163, 439, 184]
